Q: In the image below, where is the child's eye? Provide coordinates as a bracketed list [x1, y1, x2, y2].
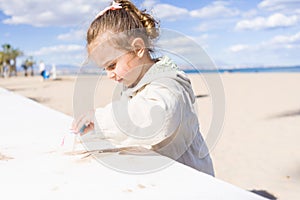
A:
[105, 63, 116, 71]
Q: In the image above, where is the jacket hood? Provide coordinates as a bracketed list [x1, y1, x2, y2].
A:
[123, 56, 196, 103]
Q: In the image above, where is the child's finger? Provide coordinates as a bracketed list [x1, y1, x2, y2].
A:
[72, 110, 95, 132]
[80, 122, 95, 135]
[77, 113, 94, 132]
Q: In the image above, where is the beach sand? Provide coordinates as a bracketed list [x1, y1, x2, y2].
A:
[1, 73, 299, 199]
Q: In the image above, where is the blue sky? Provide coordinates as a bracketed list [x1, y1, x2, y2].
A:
[0, 0, 300, 68]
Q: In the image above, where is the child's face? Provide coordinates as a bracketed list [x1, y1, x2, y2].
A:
[89, 38, 144, 87]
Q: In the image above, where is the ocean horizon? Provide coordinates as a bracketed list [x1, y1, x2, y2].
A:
[184, 65, 300, 74]
[17, 64, 300, 76]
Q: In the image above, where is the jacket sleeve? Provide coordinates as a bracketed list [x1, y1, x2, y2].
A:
[94, 81, 183, 147]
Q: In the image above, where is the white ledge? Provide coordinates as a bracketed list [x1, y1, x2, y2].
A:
[0, 87, 266, 200]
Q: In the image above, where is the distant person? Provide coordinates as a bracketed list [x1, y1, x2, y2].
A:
[71, 0, 214, 175]
[3, 61, 9, 78]
[21, 64, 28, 76]
[0, 64, 3, 77]
[10, 59, 17, 76]
[39, 61, 49, 80]
[24, 57, 35, 76]
[51, 63, 57, 80]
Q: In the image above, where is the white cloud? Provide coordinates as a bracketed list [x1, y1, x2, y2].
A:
[155, 32, 215, 68]
[0, 0, 191, 25]
[151, 4, 189, 21]
[228, 44, 250, 52]
[241, 9, 258, 18]
[26, 44, 86, 65]
[157, 34, 209, 50]
[157, 35, 196, 50]
[196, 23, 215, 32]
[142, 1, 240, 22]
[57, 29, 86, 41]
[195, 18, 236, 32]
[141, 0, 189, 21]
[30, 44, 84, 56]
[141, 0, 157, 9]
[235, 13, 299, 30]
[268, 32, 300, 48]
[191, 34, 211, 49]
[258, 0, 300, 13]
[228, 31, 300, 53]
[0, 0, 110, 27]
[225, 31, 300, 66]
[190, 1, 239, 19]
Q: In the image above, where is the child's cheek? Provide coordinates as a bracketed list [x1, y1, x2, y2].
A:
[115, 66, 129, 77]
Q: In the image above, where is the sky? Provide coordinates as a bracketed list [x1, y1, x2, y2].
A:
[0, 0, 300, 68]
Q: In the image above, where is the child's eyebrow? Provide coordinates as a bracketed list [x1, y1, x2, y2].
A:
[102, 59, 113, 67]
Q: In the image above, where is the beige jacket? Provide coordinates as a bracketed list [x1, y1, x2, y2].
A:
[95, 56, 214, 176]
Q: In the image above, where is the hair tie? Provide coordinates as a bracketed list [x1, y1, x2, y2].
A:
[94, 1, 122, 19]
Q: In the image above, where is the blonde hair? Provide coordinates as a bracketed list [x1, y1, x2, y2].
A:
[87, 0, 159, 53]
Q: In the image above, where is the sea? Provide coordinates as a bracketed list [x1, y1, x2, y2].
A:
[18, 65, 300, 76]
[184, 65, 300, 74]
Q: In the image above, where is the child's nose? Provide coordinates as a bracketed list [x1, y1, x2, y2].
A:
[107, 71, 116, 79]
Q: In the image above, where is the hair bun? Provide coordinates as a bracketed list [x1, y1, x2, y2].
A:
[139, 11, 159, 39]
[117, 0, 159, 39]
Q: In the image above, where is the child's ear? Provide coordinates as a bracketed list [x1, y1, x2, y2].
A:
[131, 38, 145, 58]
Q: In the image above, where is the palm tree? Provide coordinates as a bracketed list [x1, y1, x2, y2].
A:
[24, 56, 35, 76]
[0, 51, 4, 77]
[1, 44, 24, 76]
[2, 44, 11, 52]
[1, 44, 12, 77]
[2, 44, 11, 60]
[0, 51, 3, 63]
[10, 48, 24, 76]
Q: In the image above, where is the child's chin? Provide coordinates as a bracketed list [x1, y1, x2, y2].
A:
[117, 78, 123, 83]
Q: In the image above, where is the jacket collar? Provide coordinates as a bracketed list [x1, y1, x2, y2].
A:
[122, 56, 179, 97]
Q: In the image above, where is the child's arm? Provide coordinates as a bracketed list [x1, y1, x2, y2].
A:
[94, 81, 185, 146]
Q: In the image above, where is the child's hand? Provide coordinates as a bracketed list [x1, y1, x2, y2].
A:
[72, 110, 95, 135]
